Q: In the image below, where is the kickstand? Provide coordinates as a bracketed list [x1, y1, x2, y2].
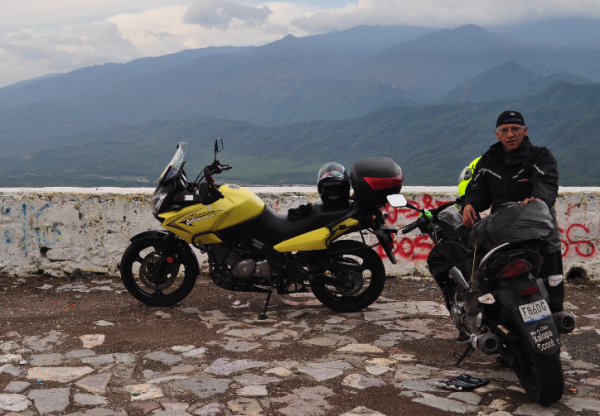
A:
[258, 291, 272, 320]
[454, 344, 474, 367]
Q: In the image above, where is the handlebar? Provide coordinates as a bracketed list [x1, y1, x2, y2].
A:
[427, 200, 457, 219]
[402, 217, 426, 234]
[400, 199, 458, 235]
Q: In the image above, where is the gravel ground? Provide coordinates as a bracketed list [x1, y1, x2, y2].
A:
[0, 273, 599, 416]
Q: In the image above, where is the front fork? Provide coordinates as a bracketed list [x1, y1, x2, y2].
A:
[153, 232, 178, 279]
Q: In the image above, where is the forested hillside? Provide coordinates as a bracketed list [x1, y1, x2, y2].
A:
[1, 81, 598, 187]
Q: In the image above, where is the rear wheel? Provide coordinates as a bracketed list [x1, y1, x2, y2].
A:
[310, 241, 386, 312]
[120, 238, 198, 306]
[499, 307, 564, 405]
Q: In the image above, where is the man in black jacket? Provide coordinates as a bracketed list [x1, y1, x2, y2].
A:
[461, 111, 564, 313]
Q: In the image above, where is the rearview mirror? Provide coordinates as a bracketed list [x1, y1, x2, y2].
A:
[387, 194, 407, 208]
[214, 138, 224, 161]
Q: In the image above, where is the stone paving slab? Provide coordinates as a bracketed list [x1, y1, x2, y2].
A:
[26, 366, 94, 382]
[175, 377, 233, 399]
[204, 359, 267, 376]
[29, 354, 62, 367]
[413, 392, 479, 413]
[3, 382, 30, 394]
[73, 393, 108, 406]
[28, 388, 70, 414]
[144, 352, 183, 365]
[75, 373, 112, 394]
[0, 393, 32, 412]
[124, 383, 163, 401]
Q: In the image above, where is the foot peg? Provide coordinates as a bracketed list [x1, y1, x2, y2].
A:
[553, 311, 576, 334]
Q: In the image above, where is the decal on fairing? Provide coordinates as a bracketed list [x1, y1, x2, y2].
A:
[165, 207, 215, 234]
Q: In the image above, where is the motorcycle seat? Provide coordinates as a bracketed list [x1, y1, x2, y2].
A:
[259, 202, 354, 242]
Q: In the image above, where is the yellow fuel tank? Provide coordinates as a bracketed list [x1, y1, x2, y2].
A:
[159, 185, 265, 244]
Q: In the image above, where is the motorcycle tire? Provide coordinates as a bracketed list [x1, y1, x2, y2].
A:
[120, 237, 198, 307]
[499, 307, 564, 405]
[310, 240, 386, 312]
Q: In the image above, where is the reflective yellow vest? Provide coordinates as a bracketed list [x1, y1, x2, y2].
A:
[458, 156, 481, 198]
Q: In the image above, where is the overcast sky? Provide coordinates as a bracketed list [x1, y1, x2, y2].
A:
[1, 0, 600, 88]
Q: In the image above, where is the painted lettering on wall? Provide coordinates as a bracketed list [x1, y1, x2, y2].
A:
[377, 194, 598, 262]
[559, 224, 595, 258]
[2, 203, 62, 253]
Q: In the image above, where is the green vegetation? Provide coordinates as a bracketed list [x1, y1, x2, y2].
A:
[1, 81, 599, 187]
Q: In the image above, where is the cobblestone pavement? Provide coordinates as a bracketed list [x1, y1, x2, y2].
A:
[0, 274, 599, 416]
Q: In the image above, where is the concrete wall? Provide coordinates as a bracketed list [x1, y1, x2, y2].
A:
[0, 187, 598, 280]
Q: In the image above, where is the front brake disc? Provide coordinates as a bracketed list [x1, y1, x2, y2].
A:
[139, 252, 179, 291]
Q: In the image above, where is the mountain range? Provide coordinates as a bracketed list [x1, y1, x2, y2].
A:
[1, 19, 600, 186]
[437, 61, 592, 103]
[1, 81, 599, 187]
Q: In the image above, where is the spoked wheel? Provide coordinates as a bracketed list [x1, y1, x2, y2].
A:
[499, 307, 564, 405]
[120, 237, 197, 306]
[310, 241, 386, 312]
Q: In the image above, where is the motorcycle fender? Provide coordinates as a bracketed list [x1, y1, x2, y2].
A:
[496, 287, 561, 355]
[130, 230, 170, 243]
[273, 218, 359, 252]
[129, 231, 201, 277]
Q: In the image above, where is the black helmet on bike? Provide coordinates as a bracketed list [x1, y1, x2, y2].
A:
[317, 162, 351, 207]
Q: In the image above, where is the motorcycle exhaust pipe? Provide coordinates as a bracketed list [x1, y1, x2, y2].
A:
[553, 311, 576, 334]
[471, 332, 501, 355]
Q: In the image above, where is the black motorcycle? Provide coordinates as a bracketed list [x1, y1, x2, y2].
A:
[387, 194, 575, 405]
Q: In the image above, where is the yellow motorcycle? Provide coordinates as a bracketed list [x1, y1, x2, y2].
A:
[120, 140, 402, 317]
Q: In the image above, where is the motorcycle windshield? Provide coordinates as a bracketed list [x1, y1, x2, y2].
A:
[158, 142, 188, 184]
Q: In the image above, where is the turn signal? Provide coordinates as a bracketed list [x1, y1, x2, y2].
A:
[497, 260, 532, 278]
[548, 275, 564, 287]
[478, 293, 496, 304]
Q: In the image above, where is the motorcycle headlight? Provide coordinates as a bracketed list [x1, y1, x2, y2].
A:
[153, 192, 168, 212]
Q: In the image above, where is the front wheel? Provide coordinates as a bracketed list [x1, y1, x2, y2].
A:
[310, 240, 386, 312]
[499, 307, 564, 405]
[120, 236, 198, 306]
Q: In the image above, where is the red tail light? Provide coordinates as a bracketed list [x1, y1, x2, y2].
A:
[497, 260, 532, 278]
[364, 173, 403, 190]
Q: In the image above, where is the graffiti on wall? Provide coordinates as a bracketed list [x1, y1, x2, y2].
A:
[375, 195, 598, 262]
[2, 202, 63, 253]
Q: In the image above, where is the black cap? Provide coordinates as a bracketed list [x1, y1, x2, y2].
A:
[496, 111, 525, 128]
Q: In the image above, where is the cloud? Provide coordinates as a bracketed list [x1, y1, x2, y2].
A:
[290, 0, 600, 34]
[0, 22, 143, 71]
[183, 0, 273, 29]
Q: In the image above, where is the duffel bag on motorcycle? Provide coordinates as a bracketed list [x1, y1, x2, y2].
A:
[468, 199, 555, 251]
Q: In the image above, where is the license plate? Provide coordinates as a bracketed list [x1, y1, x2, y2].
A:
[519, 299, 551, 324]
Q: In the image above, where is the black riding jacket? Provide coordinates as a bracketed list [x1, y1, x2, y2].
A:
[462, 137, 561, 252]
